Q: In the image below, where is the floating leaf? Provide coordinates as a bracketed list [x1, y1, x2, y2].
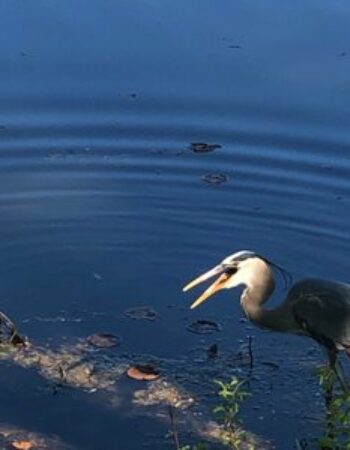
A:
[11, 440, 34, 450]
[124, 306, 158, 321]
[187, 320, 221, 335]
[201, 173, 228, 185]
[87, 333, 121, 348]
[189, 142, 221, 153]
[127, 364, 160, 381]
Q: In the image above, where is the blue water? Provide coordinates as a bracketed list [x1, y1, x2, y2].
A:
[1, 1, 350, 448]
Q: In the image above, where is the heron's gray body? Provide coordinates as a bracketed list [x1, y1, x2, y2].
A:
[285, 278, 350, 350]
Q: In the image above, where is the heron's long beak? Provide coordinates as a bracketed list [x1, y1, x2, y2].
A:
[183, 265, 231, 309]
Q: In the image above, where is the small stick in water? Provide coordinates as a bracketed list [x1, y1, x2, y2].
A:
[168, 405, 180, 450]
[248, 335, 254, 370]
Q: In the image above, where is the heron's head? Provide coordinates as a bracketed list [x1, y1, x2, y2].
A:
[183, 250, 283, 309]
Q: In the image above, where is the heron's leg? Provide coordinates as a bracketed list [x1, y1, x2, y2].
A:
[328, 347, 336, 366]
[335, 359, 349, 393]
[328, 348, 349, 393]
[324, 348, 336, 408]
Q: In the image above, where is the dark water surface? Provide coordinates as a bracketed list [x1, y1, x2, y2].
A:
[1, 1, 350, 449]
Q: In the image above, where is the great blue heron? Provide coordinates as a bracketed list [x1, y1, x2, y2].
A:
[183, 250, 350, 387]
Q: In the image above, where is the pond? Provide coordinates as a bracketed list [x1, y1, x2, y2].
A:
[0, 0, 350, 448]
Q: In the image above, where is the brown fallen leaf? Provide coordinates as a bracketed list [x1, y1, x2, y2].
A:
[11, 440, 34, 450]
[127, 364, 160, 381]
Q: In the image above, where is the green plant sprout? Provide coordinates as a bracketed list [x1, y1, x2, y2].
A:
[317, 365, 350, 450]
[213, 377, 255, 450]
[176, 376, 255, 450]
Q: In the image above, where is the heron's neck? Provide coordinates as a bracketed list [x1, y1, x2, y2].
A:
[240, 279, 292, 333]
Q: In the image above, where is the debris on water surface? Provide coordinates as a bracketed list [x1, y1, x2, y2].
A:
[189, 142, 221, 153]
[87, 333, 121, 348]
[133, 379, 194, 409]
[61, 362, 93, 386]
[207, 343, 218, 358]
[187, 320, 222, 335]
[0, 334, 270, 449]
[2, 342, 128, 390]
[127, 363, 160, 381]
[124, 306, 158, 321]
[201, 173, 228, 185]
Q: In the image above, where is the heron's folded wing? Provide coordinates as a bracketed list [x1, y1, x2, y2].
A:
[290, 279, 350, 347]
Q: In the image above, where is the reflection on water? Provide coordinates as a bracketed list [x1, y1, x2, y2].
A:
[1, 0, 350, 448]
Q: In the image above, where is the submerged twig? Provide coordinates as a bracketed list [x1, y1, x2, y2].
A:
[248, 336, 254, 370]
[334, 360, 349, 393]
[168, 405, 181, 450]
[295, 437, 308, 450]
[0, 311, 26, 346]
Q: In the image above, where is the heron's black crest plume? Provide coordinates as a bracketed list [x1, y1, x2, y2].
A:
[225, 250, 292, 290]
[261, 256, 293, 290]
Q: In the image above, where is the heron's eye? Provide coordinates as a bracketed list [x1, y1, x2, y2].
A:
[224, 267, 237, 276]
